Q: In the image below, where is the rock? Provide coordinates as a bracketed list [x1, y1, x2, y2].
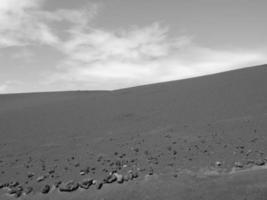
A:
[17, 185, 23, 192]
[36, 175, 46, 182]
[59, 181, 79, 192]
[27, 172, 35, 178]
[255, 159, 265, 166]
[80, 170, 86, 176]
[41, 185, 50, 194]
[234, 161, 243, 168]
[9, 181, 19, 187]
[104, 173, 117, 184]
[132, 171, 138, 179]
[96, 181, 103, 190]
[215, 161, 222, 167]
[79, 179, 93, 189]
[54, 181, 62, 188]
[24, 186, 33, 194]
[48, 170, 55, 174]
[114, 173, 124, 184]
[0, 183, 4, 189]
[148, 167, 154, 175]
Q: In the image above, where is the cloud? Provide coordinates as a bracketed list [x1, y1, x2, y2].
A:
[45, 22, 267, 90]
[0, 83, 8, 93]
[0, 80, 22, 94]
[0, 0, 266, 92]
[0, 0, 98, 47]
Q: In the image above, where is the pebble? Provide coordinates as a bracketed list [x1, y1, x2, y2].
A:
[59, 181, 79, 192]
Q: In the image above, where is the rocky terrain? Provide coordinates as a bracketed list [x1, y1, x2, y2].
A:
[0, 65, 267, 200]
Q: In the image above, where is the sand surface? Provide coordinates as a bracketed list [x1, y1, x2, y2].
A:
[0, 65, 267, 199]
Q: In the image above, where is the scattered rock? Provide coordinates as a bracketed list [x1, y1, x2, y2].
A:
[9, 189, 22, 198]
[114, 173, 124, 184]
[79, 170, 86, 176]
[24, 186, 33, 194]
[59, 181, 79, 192]
[96, 181, 103, 190]
[9, 181, 19, 187]
[27, 172, 35, 178]
[104, 173, 117, 184]
[255, 159, 265, 166]
[148, 167, 154, 175]
[234, 161, 243, 168]
[41, 185, 50, 194]
[54, 181, 62, 188]
[37, 175, 46, 182]
[215, 161, 222, 167]
[79, 179, 93, 189]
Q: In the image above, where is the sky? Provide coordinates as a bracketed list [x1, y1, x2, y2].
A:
[0, 0, 267, 93]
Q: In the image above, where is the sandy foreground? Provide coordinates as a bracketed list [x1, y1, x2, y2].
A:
[0, 65, 267, 199]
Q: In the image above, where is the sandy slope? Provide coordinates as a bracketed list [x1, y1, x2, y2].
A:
[0, 64, 267, 199]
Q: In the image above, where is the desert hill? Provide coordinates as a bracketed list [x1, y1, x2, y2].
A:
[0, 64, 267, 200]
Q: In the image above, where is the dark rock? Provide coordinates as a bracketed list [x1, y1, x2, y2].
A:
[41, 184, 50, 194]
[48, 169, 55, 174]
[79, 179, 93, 189]
[27, 172, 35, 178]
[96, 181, 103, 190]
[59, 181, 79, 192]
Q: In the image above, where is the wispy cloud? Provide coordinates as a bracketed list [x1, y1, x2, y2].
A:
[0, 80, 23, 94]
[0, 0, 266, 92]
[46, 22, 267, 90]
[0, 0, 98, 47]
